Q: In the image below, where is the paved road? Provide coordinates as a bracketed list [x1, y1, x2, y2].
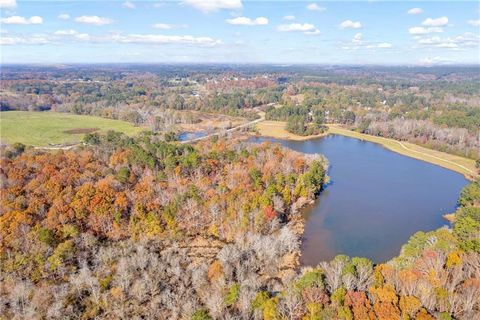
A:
[34, 117, 264, 149]
[180, 116, 264, 144]
[34, 143, 82, 150]
[32, 117, 477, 179]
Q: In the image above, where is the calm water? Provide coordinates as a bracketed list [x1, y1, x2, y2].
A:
[178, 131, 208, 141]
[251, 135, 468, 265]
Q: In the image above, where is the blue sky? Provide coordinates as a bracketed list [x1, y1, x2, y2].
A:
[1, 0, 479, 64]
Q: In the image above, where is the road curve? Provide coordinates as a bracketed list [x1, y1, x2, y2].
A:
[180, 116, 264, 144]
[33, 116, 265, 149]
[35, 116, 475, 178]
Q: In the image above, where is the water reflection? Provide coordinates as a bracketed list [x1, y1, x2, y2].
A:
[251, 135, 468, 265]
[178, 131, 207, 141]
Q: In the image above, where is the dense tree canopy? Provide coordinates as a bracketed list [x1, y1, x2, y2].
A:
[1, 132, 479, 319]
[0, 132, 329, 318]
[1, 64, 479, 319]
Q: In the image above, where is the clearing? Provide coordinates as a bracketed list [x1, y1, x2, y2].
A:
[255, 120, 328, 141]
[176, 110, 247, 132]
[0, 111, 144, 147]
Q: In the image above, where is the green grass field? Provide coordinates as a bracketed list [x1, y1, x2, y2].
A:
[0, 111, 145, 147]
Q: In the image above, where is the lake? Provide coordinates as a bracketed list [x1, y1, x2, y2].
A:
[251, 135, 468, 265]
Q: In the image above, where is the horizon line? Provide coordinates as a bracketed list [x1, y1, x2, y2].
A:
[2, 62, 480, 67]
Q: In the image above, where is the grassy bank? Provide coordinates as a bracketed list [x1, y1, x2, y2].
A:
[328, 125, 477, 180]
[255, 120, 328, 141]
[0, 111, 145, 147]
[255, 120, 477, 180]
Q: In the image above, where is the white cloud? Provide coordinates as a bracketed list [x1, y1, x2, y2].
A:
[122, 1, 136, 9]
[0, 16, 43, 25]
[305, 29, 320, 35]
[416, 32, 479, 50]
[339, 20, 362, 29]
[278, 23, 320, 35]
[58, 13, 70, 20]
[75, 15, 114, 26]
[182, 0, 242, 13]
[152, 23, 187, 29]
[436, 43, 458, 48]
[306, 3, 326, 12]
[114, 34, 221, 46]
[75, 34, 92, 41]
[342, 45, 361, 51]
[467, 19, 480, 27]
[0, 0, 16, 8]
[345, 34, 391, 50]
[352, 32, 362, 44]
[0, 35, 50, 45]
[1, 30, 222, 47]
[422, 16, 448, 27]
[407, 8, 423, 15]
[448, 33, 479, 48]
[152, 23, 175, 30]
[408, 26, 443, 34]
[53, 29, 91, 41]
[54, 29, 78, 35]
[283, 15, 295, 21]
[409, 17, 448, 35]
[377, 42, 392, 48]
[226, 16, 268, 26]
[418, 56, 455, 66]
[153, 23, 173, 29]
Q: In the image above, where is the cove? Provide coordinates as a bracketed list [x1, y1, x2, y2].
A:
[251, 135, 469, 265]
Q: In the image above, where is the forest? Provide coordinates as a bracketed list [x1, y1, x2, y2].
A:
[1, 65, 478, 159]
[0, 131, 328, 318]
[1, 129, 479, 319]
[263, 80, 479, 159]
[1, 65, 479, 319]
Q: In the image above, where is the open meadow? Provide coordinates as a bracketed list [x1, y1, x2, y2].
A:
[0, 111, 144, 147]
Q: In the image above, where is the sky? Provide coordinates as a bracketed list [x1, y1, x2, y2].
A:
[0, 0, 479, 65]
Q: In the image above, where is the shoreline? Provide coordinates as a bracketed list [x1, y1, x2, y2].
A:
[254, 121, 478, 181]
[253, 120, 329, 141]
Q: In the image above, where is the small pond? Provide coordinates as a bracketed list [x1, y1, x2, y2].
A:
[178, 131, 208, 141]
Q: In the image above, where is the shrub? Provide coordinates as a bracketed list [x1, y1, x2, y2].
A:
[191, 309, 212, 320]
